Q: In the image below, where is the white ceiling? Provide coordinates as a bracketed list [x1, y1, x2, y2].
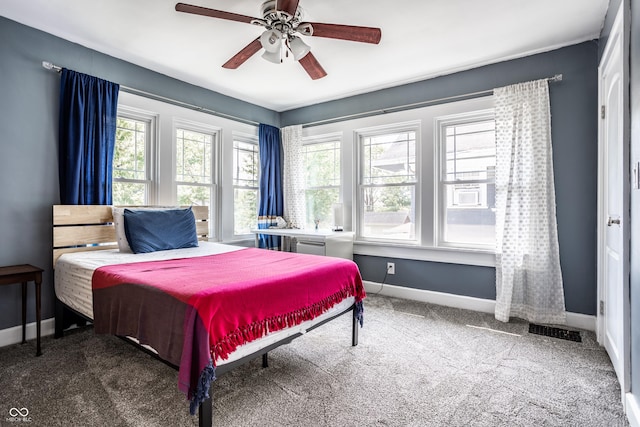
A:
[1, 0, 609, 112]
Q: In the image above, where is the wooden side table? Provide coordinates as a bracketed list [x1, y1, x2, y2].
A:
[0, 264, 43, 356]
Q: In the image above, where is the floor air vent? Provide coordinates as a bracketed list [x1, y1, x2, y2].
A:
[528, 324, 582, 342]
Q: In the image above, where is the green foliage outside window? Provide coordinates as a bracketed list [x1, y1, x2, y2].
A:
[304, 141, 340, 228]
[233, 140, 259, 235]
[113, 117, 148, 205]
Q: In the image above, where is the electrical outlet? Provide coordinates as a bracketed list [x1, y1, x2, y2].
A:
[387, 262, 395, 275]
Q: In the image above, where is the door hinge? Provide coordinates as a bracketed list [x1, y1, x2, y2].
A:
[601, 105, 606, 119]
[600, 300, 605, 315]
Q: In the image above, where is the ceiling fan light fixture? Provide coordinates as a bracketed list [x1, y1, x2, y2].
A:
[262, 49, 282, 64]
[289, 36, 310, 61]
[260, 29, 282, 53]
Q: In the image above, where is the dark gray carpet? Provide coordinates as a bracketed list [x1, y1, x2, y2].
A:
[0, 295, 628, 426]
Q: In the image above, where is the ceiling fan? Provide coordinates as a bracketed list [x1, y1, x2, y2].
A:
[175, 0, 382, 80]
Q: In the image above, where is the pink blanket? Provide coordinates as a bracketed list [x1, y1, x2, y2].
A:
[92, 248, 365, 413]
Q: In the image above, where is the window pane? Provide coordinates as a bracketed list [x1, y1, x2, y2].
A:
[304, 141, 340, 188]
[114, 117, 146, 180]
[234, 188, 258, 235]
[303, 139, 341, 229]
[177, 184, 210, 207]
[178, 185, 213, 238]
[305, 187, 339, 229]
[443, 184, 495, 246]
[233, 140, 259, 235]
[112, 182, 146, 205]
[440, 115, 496, 248]
[361, 185, 415, 240]
[233, 141, 259, 187]
[176, 129, 213, 184]
[444, 121, 495, 181]
[362, 132, 416, 185]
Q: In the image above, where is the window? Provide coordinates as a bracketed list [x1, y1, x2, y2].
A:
[233, 138, 259, 235]
[113, 113, 153, 205]
[117, 92, 259, 244]
[302, 138, 341, 229]
[358, 127, 417, 242]
[437, 112, 495, 248]
[175, 125, 217, 236]
[304, 97, 495, 265]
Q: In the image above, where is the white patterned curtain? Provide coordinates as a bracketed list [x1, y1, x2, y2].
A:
[494, 79, 566, 324]
[281, 125, 306, 229]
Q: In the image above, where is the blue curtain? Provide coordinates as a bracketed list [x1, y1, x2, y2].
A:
[58, 69, 120, 205]
[258, 124, 283, 249]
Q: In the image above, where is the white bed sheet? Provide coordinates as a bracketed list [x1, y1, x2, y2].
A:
[55, 242, 355, 366]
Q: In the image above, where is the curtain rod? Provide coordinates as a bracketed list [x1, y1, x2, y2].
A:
[301, 74, 563, 128]
[43, 60, 561, 130]
[41, 61, 260, 127]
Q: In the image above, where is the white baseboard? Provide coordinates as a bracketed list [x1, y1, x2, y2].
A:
[0, 285, 595, 348]
[566, 311, 597, 333]
[0, 318, 55, 349]
[364, 280, 495, 313]
[627, 393, 640, 427]
[364, 281, 596, 332]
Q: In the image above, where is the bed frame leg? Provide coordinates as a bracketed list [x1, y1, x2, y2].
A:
[352, 306, 359, 347]
[262, 353, 269, 368]
[198, 395, 212, 427]
[55, 299, 65, 338]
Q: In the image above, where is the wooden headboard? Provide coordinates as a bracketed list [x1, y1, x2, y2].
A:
[52, 205, 209, 266]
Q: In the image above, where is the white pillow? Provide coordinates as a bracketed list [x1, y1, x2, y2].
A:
[112, 207, 132, 253]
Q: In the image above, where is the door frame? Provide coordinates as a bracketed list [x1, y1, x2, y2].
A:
[597, 1, 630, 395]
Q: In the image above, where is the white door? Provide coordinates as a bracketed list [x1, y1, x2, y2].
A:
[598, 4, 629, 395]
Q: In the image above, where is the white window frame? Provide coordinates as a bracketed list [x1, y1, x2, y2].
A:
[356, 121, 421, 245]
[117, 92, 258, 244]
[299, 97, 495, 266]
[113, 107, 157, 205]
[173, 119, 220, 240]
[435, 109, 495, 251]
[232, 134, 259, 238]
[302, 133, 342, 229]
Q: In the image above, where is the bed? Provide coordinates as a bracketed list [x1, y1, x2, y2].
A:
[52, 205, 365, 427]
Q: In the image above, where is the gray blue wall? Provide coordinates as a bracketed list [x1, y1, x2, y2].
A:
[0, 16, 277, 331]
[0, 15, 601, 332]
[284, 42, 600, 316]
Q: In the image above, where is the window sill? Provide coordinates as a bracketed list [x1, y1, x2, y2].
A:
[353, 241, 495, 267]
[221, 237, 255, 247]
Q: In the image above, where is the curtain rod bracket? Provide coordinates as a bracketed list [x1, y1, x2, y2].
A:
[42, 61, 62, 72]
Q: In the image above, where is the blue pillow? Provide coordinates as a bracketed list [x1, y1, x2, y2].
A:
[123, 208, 199, 254]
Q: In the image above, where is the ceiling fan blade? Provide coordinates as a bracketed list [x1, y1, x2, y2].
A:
[276, 0, 300, 16]
[298, 52, 327, 80]
[175, 3, 256, 24]
[304, 22, 382, 44]
[222, 38, 262, 69]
